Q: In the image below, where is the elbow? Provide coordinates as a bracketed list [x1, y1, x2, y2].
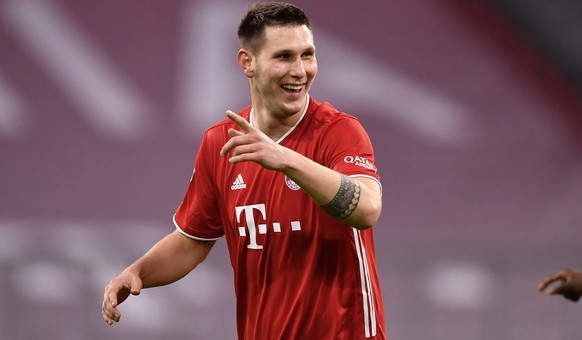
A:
[357, 212, 381, 231]
[347, 177, 382, 230]
[349, 200, 382, 230]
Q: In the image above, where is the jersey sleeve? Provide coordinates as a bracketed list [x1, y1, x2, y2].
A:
[173, 130, 224, 240]
[320, 116, 381, 186]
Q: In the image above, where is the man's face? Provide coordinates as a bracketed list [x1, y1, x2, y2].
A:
[250, 24, 317, 117]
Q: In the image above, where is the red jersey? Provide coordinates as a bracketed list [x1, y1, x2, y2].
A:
[174, 96, 387, 339]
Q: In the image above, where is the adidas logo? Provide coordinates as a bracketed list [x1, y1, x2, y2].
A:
[231, 174, 247, 190]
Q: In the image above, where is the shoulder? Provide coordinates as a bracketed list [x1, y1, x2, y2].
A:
[309, 97, 360, 126]
[307, 97, 364, 136]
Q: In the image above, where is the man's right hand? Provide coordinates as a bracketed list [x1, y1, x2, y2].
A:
[102, 271, 143, 325]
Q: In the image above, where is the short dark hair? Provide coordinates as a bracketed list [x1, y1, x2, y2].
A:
[237, 2, 312, 53]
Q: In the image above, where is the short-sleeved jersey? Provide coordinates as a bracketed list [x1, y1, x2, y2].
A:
[174, 96, 387, 339]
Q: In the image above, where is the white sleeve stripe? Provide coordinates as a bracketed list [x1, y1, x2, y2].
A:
[172, 214, 222, 241]
[349, 174, 383, 196]
[352, 228, 377, 338]
[358, 230, 377, 336]
[353, 228, 370, 337]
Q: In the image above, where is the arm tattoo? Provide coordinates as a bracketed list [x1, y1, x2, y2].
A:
[321, 174, 361, 220]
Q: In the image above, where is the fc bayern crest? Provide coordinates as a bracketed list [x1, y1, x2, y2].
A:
[284, 176, 301, 191]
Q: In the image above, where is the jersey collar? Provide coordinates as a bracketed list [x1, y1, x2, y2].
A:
[249, 94, 310, 144]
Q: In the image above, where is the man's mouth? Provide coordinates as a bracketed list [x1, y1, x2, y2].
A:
[281, 84, 303, 93]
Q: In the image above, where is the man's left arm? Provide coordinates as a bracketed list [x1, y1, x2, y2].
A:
[220, 110, 381, 229]
[284, 153, 382, 229]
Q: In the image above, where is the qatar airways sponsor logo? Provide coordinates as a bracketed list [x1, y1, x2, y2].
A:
[344, 155, 375, 170]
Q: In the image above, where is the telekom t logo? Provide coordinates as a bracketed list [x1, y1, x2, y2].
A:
[236, 204, 302, 250]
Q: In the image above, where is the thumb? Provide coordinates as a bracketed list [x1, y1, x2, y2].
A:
[130, 276, 143, 296]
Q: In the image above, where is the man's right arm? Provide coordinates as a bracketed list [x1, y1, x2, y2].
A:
[132, 229, 215, 288]
[102, 230, 215, 325]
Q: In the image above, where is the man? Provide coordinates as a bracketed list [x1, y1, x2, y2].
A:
[102, 2, 387, 339]
[538, 268, 582, 302]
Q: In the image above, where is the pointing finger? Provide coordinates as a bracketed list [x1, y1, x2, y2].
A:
[226, 110, 252, 132]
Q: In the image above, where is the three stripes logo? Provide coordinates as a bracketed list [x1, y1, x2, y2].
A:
[231, 174, 246, 190]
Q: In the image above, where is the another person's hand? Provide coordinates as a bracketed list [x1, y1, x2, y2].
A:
[538, 268, 582, 302]
[102, 271, 143, 324]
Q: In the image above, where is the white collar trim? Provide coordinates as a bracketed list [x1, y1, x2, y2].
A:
[249, 94, 310, 144]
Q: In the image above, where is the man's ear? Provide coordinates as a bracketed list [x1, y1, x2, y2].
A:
[237, 49, 255, 78]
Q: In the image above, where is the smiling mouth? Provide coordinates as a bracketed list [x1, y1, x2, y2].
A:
[281, 84, 304, 93]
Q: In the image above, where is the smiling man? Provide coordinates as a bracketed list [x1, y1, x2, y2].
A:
[102, 2, 387, 339]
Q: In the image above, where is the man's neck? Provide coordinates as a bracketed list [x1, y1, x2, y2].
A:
[250, 96, 309, 142]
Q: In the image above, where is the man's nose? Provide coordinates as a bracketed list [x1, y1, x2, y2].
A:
[289, 58, 306, 78]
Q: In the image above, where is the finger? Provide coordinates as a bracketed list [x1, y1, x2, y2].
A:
[228, 128, 244, 138]
[103, 301, 121, 322]
[220, 139, 236, 157]
[229, 152, 255, 164]
[102, 308, 119, 325]
[229, 144, 259, 162]
[538, 273, 565, 291]
[108, 290, 119, 308]
[221, 134, 250, 157]
[102, 296, 119, 320]
[538, 278, 556, 291]
[102, 309, 112, 324]
[103, 279, 130, 324]
[102, 299, 119, 324]
[226, 110, 252, 133]
[546, 285, 562, 295]
[103, 285, 117, 311]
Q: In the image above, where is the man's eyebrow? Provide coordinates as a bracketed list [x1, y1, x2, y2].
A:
[273, 49, 293, 54]
[272, 46, 315, 55]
